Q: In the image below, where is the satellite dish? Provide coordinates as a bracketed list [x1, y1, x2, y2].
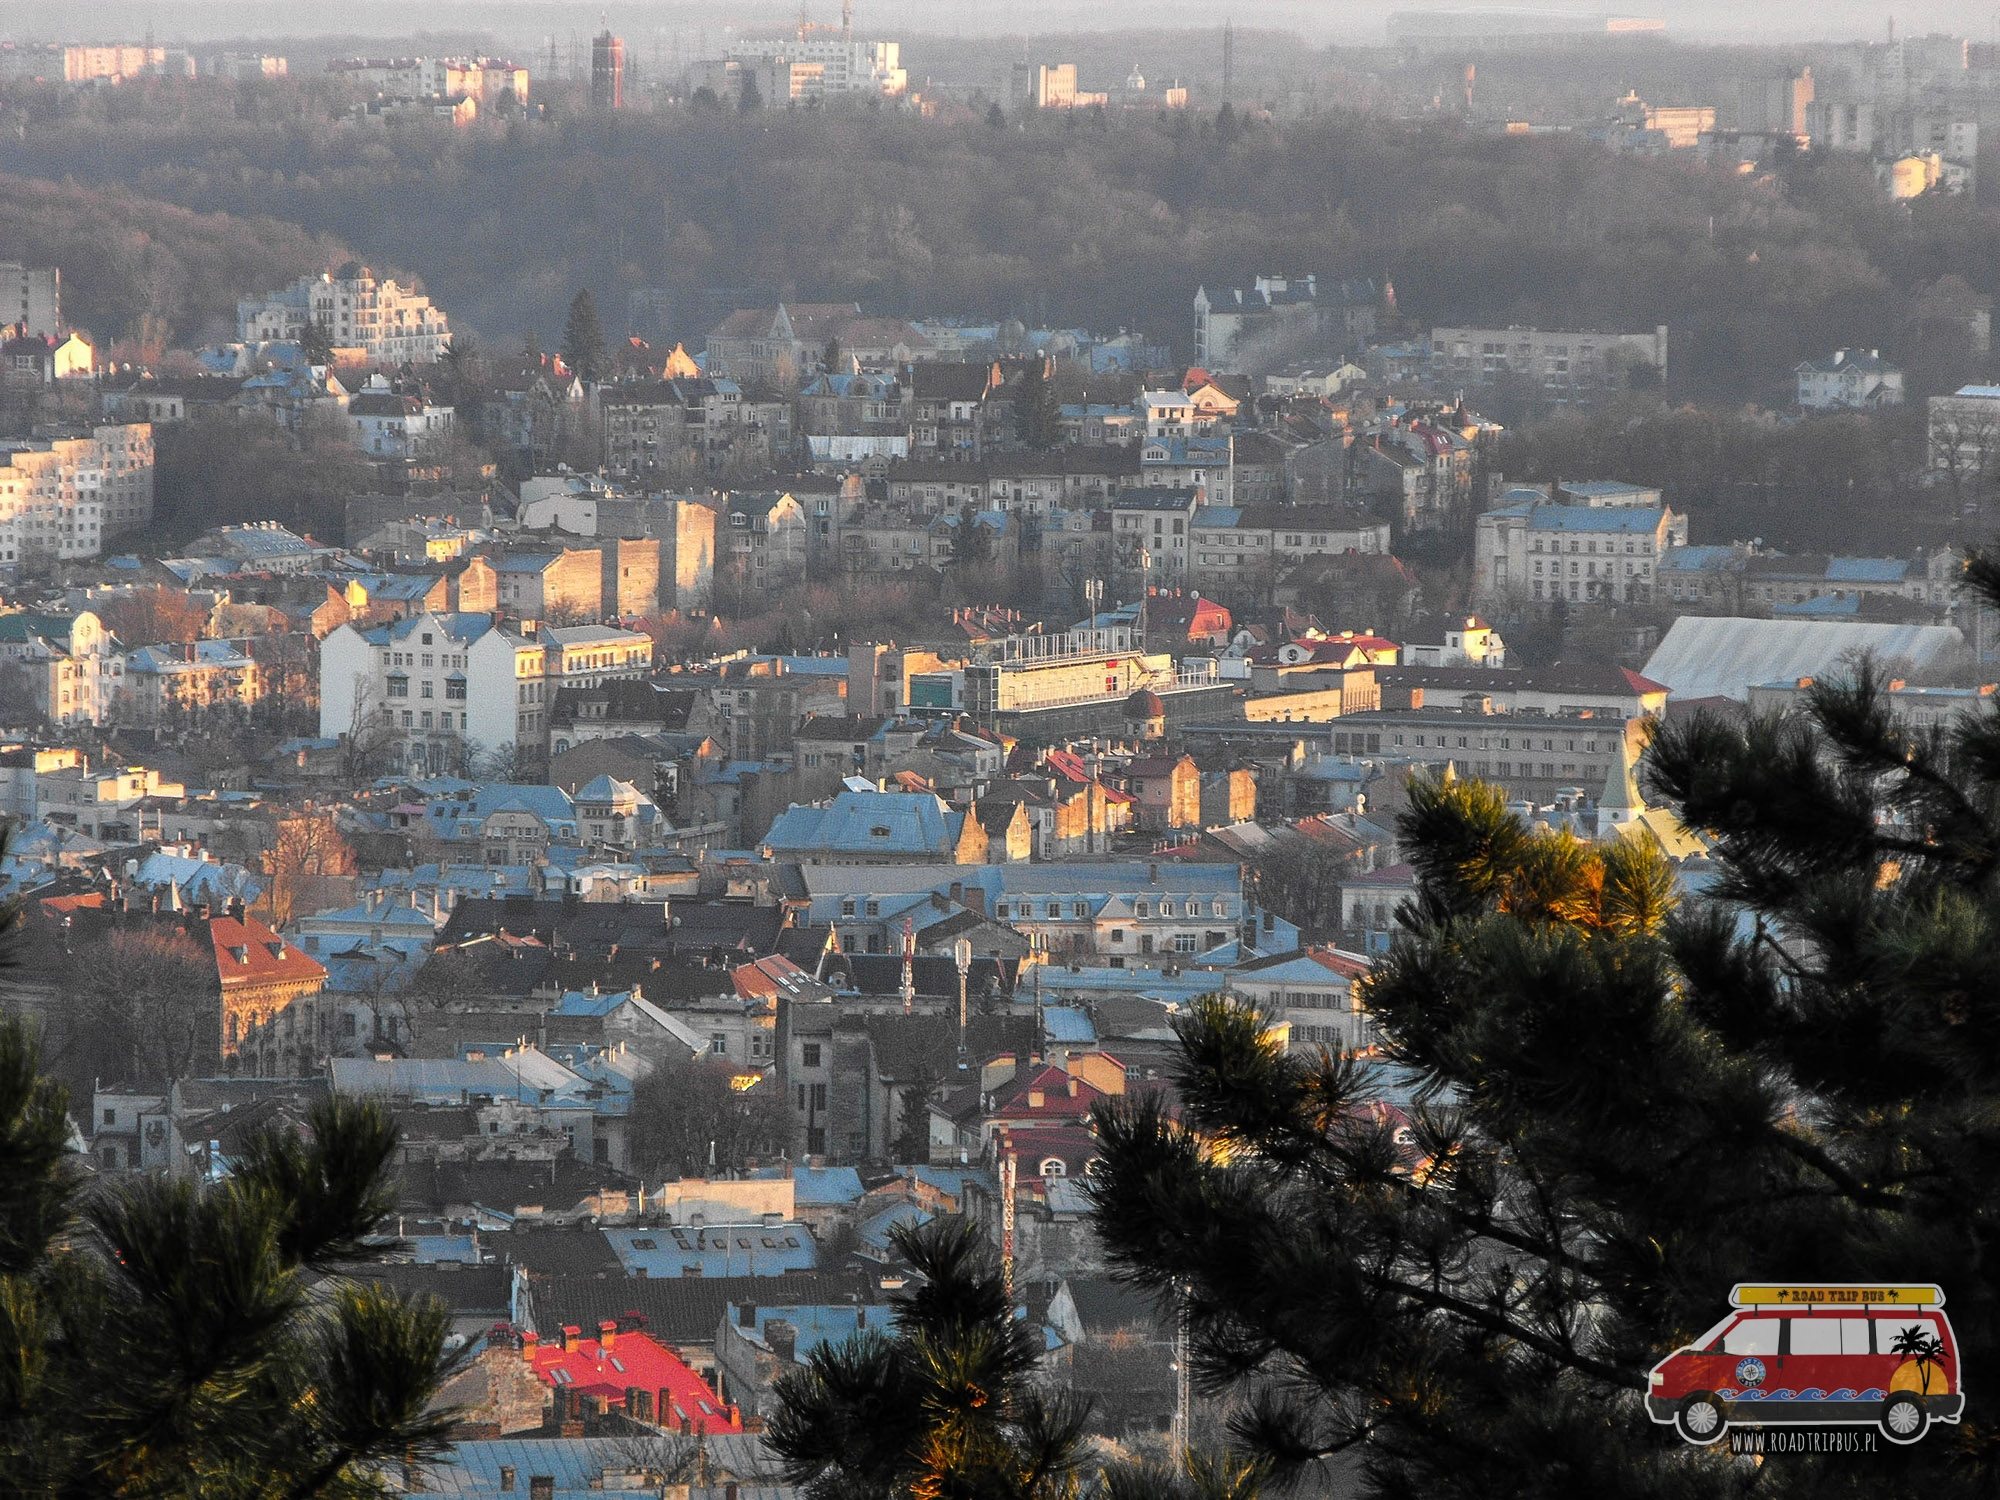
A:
[953, 937, 973, 973]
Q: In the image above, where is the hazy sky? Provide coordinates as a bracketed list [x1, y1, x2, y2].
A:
[11, 0, 2000, 46]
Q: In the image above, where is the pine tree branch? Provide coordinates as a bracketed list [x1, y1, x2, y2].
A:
[1366, 1274, 1638, 1388]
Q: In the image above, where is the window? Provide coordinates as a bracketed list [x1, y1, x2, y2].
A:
[1720, 1319, 1780, 1356]
[1788, 1319, 1849, 1357]
[386, 674, 408, 698]
[102, 1107, 115, 1125]
[802, 1043, 822, 1068]
[1173, 933, 1198, 953]
[710, 1035, 727, 1055]
[1040, 1158, 1067, 1177]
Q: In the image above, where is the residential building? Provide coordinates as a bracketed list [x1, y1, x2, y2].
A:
[0, 610, 122, 724]
[1194, 274, 1378, 368]
[762, 785, 989, 866]
[318, 611, 552, 775]
[1474, 486, 1687, 604]
[489, 548, 604, 622]
[1796, 348, 1904, 410]
[909, 362, 1004, 461]
[719, 492, 809, 591]
[1187, 503, 1391, 597]
[1430, 324, 1669, 404]
[0, 422, 154, 561]
[347, 377, 454, 458]
[1928, 384, 2000, 476]
[1326, 705, 1646, 803]
[703, 303, 861, 387]
[0, 263, 60, 336]
[236, 265, 452, 365]
[33, 762, 186, 838]
[121, 640, 261, 722]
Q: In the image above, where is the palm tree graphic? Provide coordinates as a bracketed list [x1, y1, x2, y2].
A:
[1890, 1324, 1949, 1394]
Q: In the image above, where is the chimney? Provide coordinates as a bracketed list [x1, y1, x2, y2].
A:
[520, 1331, 538, 1363]
[598, 1319, 617, 1350]
[529, 1480, 555, 1500]
[766, 1319, 798, 1364]
[737, 1301, 757, 1327]
[560, 1324, 580, 1351]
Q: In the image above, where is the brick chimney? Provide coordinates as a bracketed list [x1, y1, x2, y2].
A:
[597, 1319, 616, 1351]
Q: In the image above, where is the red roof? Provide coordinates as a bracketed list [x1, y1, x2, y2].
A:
[39, 892, 107, 917]
[209, 914, 327, 989]
[990, 1064, 1105, 1122]
[523, 1324, 741, 1433]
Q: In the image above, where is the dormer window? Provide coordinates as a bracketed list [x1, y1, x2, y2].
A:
[228, 946, 249, 964]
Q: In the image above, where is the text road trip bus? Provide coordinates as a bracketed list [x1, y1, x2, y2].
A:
[1646, 1285, 1964, 1446]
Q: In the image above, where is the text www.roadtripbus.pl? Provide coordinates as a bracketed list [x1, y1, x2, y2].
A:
[1728, 1431, 1879, 1455]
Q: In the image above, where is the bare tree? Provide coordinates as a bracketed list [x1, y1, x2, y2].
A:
[60, 927, 219, 1085]
[264, 811, 357, 929]
[629, 1056, 790, 1178]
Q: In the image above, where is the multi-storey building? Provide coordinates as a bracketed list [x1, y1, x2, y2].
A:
[237, 266, 452, 365]
[0, 263, 60, 336]
[1474, 485, 1686, 605]
[0, 423, 153, 563]
[1187, 503, 1391, 597]
[319, 611, 542, 775]
[121, 641, 261, 723]
[1327, 705, 1646, 803]
[1430, 324, 1669, 405]
[0, 611, 122, 725]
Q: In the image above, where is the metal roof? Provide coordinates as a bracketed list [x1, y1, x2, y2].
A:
[1641, 616, 1964, 702]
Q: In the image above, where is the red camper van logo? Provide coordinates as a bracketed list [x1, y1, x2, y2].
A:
[1647, 1285, 1964, 1446]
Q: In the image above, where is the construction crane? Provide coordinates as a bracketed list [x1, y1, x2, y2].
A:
[899, 915, 915, 1016]
[999, 1145, 1018, 1301]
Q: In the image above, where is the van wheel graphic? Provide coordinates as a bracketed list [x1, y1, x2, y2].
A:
[1881, 1394, 1928, 1444]
[1676, 1392, 1727, 1445]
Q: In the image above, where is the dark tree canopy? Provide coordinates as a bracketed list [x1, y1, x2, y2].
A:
[1091, 558, 2000, 1498]
[561, 289, 606, 383]
[0, 1015, 461, 1496]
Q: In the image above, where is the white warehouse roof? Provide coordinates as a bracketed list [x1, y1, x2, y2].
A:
[1641, 616, 1965, 703]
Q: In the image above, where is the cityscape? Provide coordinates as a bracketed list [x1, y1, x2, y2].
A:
[0, 6, 1994, 1499]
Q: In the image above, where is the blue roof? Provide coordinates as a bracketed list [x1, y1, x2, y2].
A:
[1825, 557, 1911, 584]
[1773, 593, 1863, 617]
[858, 1201, 934, 1252]
[792, 1165, 865, 1206]
[1657, 545, 1737, 572]
[726, 1301, 879, 1361]
[1041, 1006, 1097, 1045]
[602, 1223, 817, 1278]
[765, 789, 960, 857]
[1526, 504, 1666, 534]
[1190, 506, 1244, 528]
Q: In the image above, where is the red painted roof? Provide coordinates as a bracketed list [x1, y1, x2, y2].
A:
[39, 892, 107, 916]
[523, 1325, 741, 1433]
[990, 1064, 1105, 1121]
[208, 914, 327, 990]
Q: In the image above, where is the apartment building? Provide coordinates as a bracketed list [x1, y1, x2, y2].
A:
[1430, 324, 1669, 404]
[1474, 486, 1686, 605]
[237, 265, 452, 364]
[0, 423, 154, 563]
[319, 611, 546, 775]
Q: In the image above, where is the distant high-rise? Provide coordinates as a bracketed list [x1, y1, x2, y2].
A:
[592, 29, 625, 110]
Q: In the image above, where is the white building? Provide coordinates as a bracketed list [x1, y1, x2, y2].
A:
[237, 265, 452, 365]
[0, 423, 153, 565]
[319, 611, 545, 775]
[347, 377, 454, 457]
[1475, 486, 1687, 605]
[319, 611, 651, 775]
[1796, 348, 1904, 410]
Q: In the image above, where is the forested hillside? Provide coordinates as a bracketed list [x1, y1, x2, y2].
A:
[10, 107, 2000, 399]
[0, 172, 354, 350]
